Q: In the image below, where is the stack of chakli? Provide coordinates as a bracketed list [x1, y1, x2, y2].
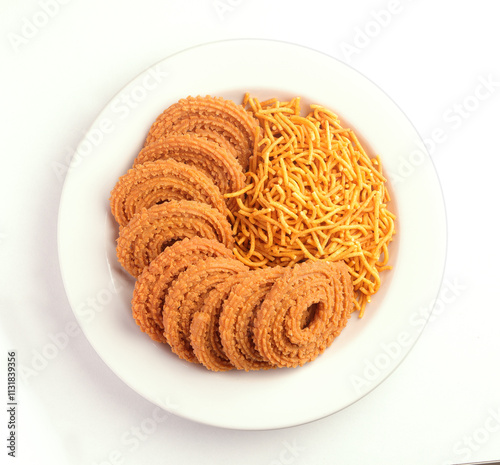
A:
[109, 95, 357, 372]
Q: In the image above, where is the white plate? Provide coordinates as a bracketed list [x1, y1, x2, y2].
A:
[58, 39, 446, 430]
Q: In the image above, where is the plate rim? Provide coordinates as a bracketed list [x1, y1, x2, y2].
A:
[57, 38, 447, 430]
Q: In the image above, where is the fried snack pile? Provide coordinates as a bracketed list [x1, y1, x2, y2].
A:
[144, 95, 258, 170]
[110, 159, 229, 226]
[108, 94, 388, 371]
[230, 95, 396, 316]
[110, 95, 254, 277]
[132, 237, 235, 344]
[116, 200, 234, 277]
[133, 237, 353, 371]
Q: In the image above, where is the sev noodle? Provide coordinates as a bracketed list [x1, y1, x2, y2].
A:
[226, 94, 396, 316]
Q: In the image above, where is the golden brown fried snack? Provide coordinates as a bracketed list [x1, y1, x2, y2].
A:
[219, 266, 287, 371]
[133, 134, 245, 210]
[144, 95, 259, 169]
[116, 200, 235, 278]
[163, 257, 249, 364]
[132, 237, 235, 343]
[164, 118, 252, 171]
[254, 260, 354, 368]
[109, 159, 229, 227]
[189, 274, 242, 372]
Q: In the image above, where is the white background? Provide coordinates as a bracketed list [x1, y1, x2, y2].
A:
[1, 0, 499, 464]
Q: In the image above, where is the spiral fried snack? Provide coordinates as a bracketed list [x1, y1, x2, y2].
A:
[110, 159, 229, 227]
[163, 257, 249, 363]
[254, 260, 354, 368]
[116, 201, 235, 278]
[166, 119, 252, 171]
[189, 274, 243, 372]
[144, 95, 259, 169]
[133, 134, 245, 210]
[219, 266, 288, 371]
[132, 237, 235, 343]
[181, 127, 240, 166]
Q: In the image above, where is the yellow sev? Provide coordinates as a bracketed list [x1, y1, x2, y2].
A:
[225, 94, 396, 316]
